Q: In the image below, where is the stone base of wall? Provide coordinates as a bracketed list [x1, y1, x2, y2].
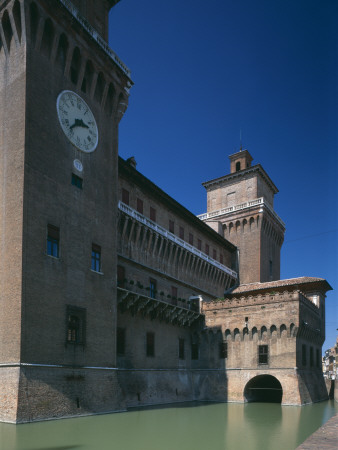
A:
[215, 368, 327, 406]
[116, 368, 326, 408]
[0, 366, 329, 423]
[0, 367, 20, 423]
[0, 365, 126, 424]
[117, 369, 228, 408]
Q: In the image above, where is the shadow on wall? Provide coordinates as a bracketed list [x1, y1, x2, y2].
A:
[297, 371, 328, 404]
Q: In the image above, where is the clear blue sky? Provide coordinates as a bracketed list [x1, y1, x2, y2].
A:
[109, 0, 337, 352]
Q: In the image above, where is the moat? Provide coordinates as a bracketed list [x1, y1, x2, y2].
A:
[0, 400, 337, 450]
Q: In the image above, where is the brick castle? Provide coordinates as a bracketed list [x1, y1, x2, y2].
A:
[0, 0, 332, 423]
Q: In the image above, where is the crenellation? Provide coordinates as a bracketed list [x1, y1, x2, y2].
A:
[204, 290, 300, 310]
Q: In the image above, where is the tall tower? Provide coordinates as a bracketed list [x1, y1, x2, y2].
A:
[199, 150, 285, 285]
[0, 0, 131, 423]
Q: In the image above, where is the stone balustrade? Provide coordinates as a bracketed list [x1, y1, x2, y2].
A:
[198, 197, 285, 228]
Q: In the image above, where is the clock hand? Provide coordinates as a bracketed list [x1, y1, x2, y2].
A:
[69, 118, 89, 130]
[78, 119, 89, 129]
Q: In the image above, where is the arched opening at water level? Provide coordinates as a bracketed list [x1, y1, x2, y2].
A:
[244, 375, 283, 403]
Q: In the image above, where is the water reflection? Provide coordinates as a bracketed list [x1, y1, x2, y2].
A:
[0, 400, 336, 450]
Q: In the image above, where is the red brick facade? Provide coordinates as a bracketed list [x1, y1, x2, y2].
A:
[0, 0, 332, 423]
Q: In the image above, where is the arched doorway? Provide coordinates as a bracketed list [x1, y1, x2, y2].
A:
[244, 375, 283, 403]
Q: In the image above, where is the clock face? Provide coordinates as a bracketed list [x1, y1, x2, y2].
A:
[56, 90, 98, 153]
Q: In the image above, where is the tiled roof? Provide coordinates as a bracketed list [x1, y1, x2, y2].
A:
[229, 277, 332, 294]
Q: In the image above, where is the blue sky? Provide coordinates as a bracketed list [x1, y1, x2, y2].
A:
[109, 0, 337, 351]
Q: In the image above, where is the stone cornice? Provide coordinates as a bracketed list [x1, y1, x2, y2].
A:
[202, 164, 279, 195]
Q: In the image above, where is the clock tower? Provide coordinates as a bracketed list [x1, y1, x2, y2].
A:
[0, 0, 131, 423]
[199, 150, 285, 285]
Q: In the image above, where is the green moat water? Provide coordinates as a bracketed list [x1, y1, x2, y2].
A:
[0, 400, 337, 450]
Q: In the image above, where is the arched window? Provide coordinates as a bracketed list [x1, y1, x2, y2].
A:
[41, 18, 54, 58]
[105, 82, 115, 116]
[290, 323, 296, 337]
[229, 222, 233, 235]
[70, 47, 81, 85]
[280, 324, 287, 338]
[236, 161, 241, 171]
[56, 33, 68, 73]
[270, 325, 277, 338]
[13, 0, 22, 43]
[2, 10, 13, 51]
[81, 60, 94, 94]
[252, 327, 258, 341]
[261, 326, 267, 340]
[225, 329, 231, 341]
[29, 2, 39, 46]
[94, 72, 105, 104]
[243, 327, 249, 341]
[234, 328, 240, 341]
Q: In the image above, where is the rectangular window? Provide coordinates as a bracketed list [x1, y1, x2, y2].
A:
[310, 347, 314, 367]
[116, 327, 125, 355]
[169, 220, 175, 233]
[122, 188, 129, 205]
[219, 342, 227, 359]
[213, 249, 217, 260]
[146, 332, 155, 357]
[66, 306, 86, 345]
[150, 206, 156, 222]
[191, 343, 199, 360]
[220, 253, 224, 264]
[205, 244, 209, 255]
[137, 198, 143, 214]
[171, 286, 178, 305]
[302, 344, 307, 366]
[189, 233, 194, 245]
[179, 338, 185, 360]
[179, 226, 184, 240]
[47, 224, 60, 258]
[149, 279, 156, 299]
[197, 239, 202, 250]
[91, 243, 101, 272]
[71, 173, 83, 189]
[117, 265, 125, 288]
[258, 345, 268, 365]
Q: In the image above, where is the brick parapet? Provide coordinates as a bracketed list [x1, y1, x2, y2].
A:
[203, 289, 320, 314]
[203, 290, 302, 311]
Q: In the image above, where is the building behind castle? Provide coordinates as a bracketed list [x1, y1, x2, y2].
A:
[0, 0, 332, 423]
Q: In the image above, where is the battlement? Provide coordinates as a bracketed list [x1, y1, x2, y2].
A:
[203, 290, 320, 313]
